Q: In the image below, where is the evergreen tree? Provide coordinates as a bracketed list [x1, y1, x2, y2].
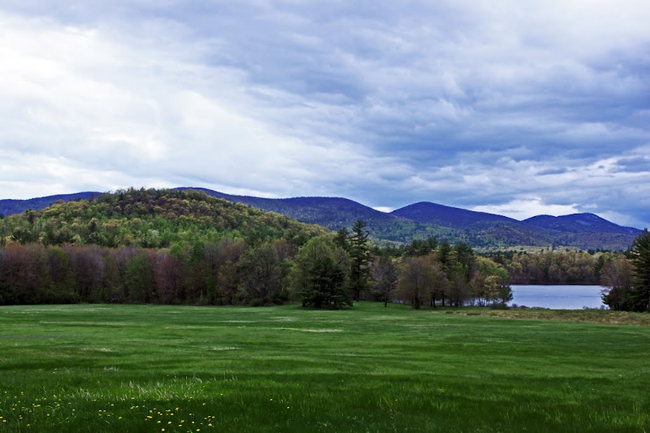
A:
[630, 229, 650, 311]
[349, 220, 370, 301]
[437, 241, 452, 269]
[290, 235, 351, 309]
[405, 237, 438, 257]
[334, 228, 350, 252]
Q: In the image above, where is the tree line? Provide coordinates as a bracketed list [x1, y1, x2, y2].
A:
[0, 220, 513, 309]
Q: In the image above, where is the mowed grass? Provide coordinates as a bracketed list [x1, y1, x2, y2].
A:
[0, 303, 649, 432]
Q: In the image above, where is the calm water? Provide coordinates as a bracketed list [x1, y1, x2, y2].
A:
[510, 285, 606, 310]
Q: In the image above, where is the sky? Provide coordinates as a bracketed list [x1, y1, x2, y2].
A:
[1, 1, 649, 228]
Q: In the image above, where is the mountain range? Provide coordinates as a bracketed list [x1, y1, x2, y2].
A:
[0, 188, 641, 250]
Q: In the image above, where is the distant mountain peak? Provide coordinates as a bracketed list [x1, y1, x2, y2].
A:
[390, 201, 517, 229]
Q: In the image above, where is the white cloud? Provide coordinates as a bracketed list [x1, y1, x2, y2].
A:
[0, 10, 406, 199]
[473, 199, 580, 221]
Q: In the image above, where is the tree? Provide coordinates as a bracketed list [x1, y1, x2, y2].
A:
[471, 256, 509, 306]
[371, 255, 398, 307]
[186, 241, 207, 302]
[155, 248, 184, 304]
[600, 254, 634, 311]
[238, 242, 281, 305]
[454, 242, 475, 280]
[290, 235, 351, 309]
[630, 229, 650, 311]
[349, 220, 370, 301]
[125, 252, 155, 303]
[437, 241, 452, 268]
[404, 237, 438, 257]
[334, 228, 350, 252]
[397, 255, 437, 309]
[46, 246, 77, 303]
[65, 245, 105, 302]
[217, 260, 240, 305]
[485, 276, 513, 308]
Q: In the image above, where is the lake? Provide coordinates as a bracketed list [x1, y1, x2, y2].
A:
[510, 285, 606, 310]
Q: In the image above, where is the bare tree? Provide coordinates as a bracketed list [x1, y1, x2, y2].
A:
[371, 255, 398, 307]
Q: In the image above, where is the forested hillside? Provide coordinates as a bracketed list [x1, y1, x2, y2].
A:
[0, 188, 326, 248]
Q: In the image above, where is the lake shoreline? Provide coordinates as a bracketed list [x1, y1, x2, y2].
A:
[509, 284, 605, 310]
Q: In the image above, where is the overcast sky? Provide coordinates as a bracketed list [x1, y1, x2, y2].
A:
[1, 1, 649, 228]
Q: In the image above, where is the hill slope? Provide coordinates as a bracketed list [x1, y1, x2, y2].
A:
[176, 187, 395, 228]
[0, 188, 325, 248]
[0, 192, 101, 218]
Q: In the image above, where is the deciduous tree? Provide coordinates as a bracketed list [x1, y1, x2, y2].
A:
[371, 255, 398, 307]
[398, 255, 436, 309]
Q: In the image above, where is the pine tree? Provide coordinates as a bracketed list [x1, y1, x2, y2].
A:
[349, 220, 370, 302]
[334, 228, 350, 252]
[290, 235, 351, 309]
[630, 229, 650, 312]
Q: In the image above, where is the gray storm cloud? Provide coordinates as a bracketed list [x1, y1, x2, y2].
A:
[0, 1, 649, 227]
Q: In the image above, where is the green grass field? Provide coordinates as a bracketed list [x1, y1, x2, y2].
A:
[1, 303, 649, 432]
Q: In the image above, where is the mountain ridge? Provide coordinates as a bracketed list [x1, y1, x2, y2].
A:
[0, 188, 641, 250]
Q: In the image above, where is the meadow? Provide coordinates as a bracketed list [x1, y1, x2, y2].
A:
[0, 303, 649, 432]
